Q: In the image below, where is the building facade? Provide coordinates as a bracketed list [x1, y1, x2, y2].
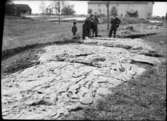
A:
[88, 1, 154, 19]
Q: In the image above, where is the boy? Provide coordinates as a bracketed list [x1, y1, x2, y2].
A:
[72, 21, 77, 36]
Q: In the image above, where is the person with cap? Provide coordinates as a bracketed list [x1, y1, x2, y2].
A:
[82, 16, 92, 39]
[72, 21, 77, 36]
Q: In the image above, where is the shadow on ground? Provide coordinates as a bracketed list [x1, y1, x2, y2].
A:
[61, 27, 167, 120]
[62, 62, 166, 120]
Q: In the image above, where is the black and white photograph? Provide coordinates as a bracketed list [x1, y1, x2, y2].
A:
[1, 0, 167, 120]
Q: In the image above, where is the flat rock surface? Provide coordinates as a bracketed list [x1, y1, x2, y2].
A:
[2, 37, 165, 119]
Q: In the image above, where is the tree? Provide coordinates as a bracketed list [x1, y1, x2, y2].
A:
[61, 5, 75, 15]
[51, 0, 66, 14]
[51, 0, 66, 23]
[39, 1, 46, 14]
[15, 4, 31, 16]
[57, 1, 61, 23]
[5, 0, 16, 15]
[106, 1, 110, 30]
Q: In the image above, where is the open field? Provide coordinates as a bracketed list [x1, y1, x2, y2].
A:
[3, 16, 161, 52]
[2, 16, 83, 51]
[1, 16, 166, 120]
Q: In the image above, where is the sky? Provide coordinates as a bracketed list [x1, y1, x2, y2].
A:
[13, 1, 167, 16]
[152, 2, 167, 16]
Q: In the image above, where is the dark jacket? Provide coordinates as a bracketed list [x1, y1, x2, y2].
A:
[82, 17, 92, 38]
[111, 17, 121, 28]
[93, 15, 99, 25]
[84, 17, 92, 30]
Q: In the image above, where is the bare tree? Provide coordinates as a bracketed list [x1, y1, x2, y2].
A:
[52, 0, 66, 24]
[39, 0, 46, 14]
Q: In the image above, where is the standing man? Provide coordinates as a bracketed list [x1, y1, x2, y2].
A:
[109, 15, 121, 38]
[93, 12, 99, 37]
[82, 16, 92, 39]
[89, 14, 95, 37]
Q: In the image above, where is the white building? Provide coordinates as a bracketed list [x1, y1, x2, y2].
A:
[88, 1, 154, 19]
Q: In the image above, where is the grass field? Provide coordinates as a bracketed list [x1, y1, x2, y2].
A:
[3, 16, 160, 52]
[2, 16, 83, 51]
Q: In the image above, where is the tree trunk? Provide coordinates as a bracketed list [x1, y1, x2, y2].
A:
[106, 2, 110, 30]
[58, 1, 61, 24]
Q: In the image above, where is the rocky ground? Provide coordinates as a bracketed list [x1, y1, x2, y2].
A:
[2, 26, 166, 120]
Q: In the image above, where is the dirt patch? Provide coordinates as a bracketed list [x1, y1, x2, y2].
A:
[65, 64, 166, 120]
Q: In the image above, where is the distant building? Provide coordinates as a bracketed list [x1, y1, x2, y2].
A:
[14, 4, 31, 16]
[88, 1, 154, 19]
[5, 3, 31, 16]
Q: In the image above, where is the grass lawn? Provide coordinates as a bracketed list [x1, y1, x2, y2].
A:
[2, 16, 159, 52]
[2, 16, 83, 51]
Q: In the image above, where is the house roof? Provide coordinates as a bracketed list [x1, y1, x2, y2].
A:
[88, 1, 153, 4]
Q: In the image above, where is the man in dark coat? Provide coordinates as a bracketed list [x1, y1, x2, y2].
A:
[89, 14, 95, 37]
[82, 16, 92, 39]
[89, 14, 99, 37]
[92, 13, 99, 37]
[109, 16, 121, 38]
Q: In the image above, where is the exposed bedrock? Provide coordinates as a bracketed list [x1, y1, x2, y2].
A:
[2, 38, 165, 119]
